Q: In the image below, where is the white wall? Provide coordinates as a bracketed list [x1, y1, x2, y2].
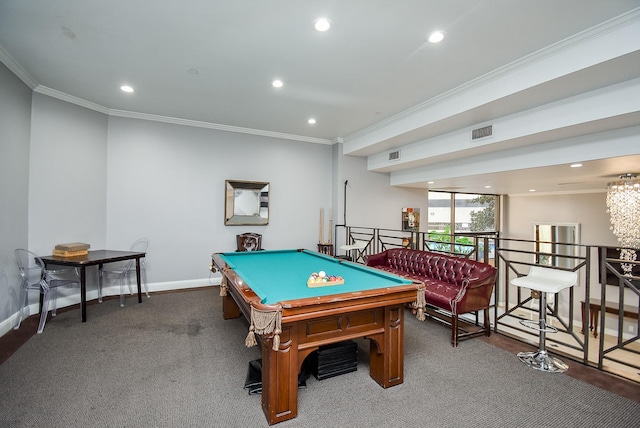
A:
[332, 143, 428, 249]
[504, 192, 616, 246]
[106, 116, 333, 283]
[0, 63, 31, 325]
[28, 93, 108, 254]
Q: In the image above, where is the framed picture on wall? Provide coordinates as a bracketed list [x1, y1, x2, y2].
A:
[224, 180, 270, 225]
[402, 208, 420, 232]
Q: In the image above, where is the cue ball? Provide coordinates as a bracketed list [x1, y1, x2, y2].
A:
[318, 271, 326, 278]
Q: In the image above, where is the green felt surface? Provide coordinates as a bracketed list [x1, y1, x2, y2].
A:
[219, 249, 412, 304]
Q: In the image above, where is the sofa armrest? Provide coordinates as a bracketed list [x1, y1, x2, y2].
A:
[452, 276, 490, 301]
[452, 278, 470, 307]
[365, 251, 388, 267]
[465, 277, 485, 289]
[453, 270, 497, 314]
[458, 273, 496, 298]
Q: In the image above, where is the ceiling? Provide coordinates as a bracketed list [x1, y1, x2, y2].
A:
[1, 1, 639, 195]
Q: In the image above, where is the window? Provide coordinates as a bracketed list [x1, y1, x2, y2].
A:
[428, 191, 497, 233]
[427, 191, 498, 260]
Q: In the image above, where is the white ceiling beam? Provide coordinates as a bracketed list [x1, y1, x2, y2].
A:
[344, 11, 640, 156]
[389, 125, 640, 190]
[368, 78, 640, 172]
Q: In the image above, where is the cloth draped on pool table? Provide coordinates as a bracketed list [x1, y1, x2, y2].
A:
[217, 250, 426, 351]
[219, 270, 288, 350]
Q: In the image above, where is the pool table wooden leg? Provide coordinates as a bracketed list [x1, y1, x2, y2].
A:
[222, 292, 241, 319]
[261, 323, 299, 425]
[368, 304, 404, 388]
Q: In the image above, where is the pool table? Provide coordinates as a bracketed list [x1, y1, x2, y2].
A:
[211, 249, 425, 425]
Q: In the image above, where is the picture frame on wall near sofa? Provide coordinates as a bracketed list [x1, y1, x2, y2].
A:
[402, 208, 420, 232]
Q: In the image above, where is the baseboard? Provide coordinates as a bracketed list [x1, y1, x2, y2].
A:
[0, 314, 19, 338]
[0, 277, 221, 338]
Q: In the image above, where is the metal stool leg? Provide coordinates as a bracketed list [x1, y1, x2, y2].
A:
[517, 291, 568, 373]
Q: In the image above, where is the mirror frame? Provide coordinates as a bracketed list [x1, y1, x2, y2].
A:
[532, 222, 580, 268]
[224, 180, 269, 226]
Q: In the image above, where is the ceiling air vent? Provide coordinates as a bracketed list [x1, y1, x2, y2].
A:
[472, 125, 493, 140]
[388, 150, 400, 161]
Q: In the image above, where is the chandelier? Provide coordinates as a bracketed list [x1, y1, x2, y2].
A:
[606, 173, 640, 275]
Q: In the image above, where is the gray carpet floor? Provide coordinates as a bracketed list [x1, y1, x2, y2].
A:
[1, 287, 639, 428]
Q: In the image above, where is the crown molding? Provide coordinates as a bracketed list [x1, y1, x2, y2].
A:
[345, 7, 640, 144]
[34, 86, 110, 114]
[1, 39, 332, 145]
[109, 109, 333, 145]
[0, 44, 37, 89]
[26, 86, 332, 145]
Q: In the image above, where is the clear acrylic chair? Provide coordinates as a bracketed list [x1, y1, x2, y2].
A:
[99, 238, 149, 307]
[0, 271, 14, 324]
[14, 249, 80, 334]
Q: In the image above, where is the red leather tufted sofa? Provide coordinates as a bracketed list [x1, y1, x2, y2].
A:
[366, 248, 497, 347]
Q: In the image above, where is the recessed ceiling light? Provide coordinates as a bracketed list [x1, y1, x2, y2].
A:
[308, 118, 316, 125]
[529, 189, 536, 192]
[484, 185, 492, 189]
[314, 17, 331, 32]
[120, 85, 134, 93]
[428, 31, 444, 43]
[272, 79, 284, 88]
[427, 181, 435, 184]
[570, 163, 583, 168]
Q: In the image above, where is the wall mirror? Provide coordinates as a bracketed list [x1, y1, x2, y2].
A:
[225, 180, 269, 225]
[533, 222, 580, 268]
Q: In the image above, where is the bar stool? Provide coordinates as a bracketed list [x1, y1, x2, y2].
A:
[510, 266, 578, 373]
[339, 240, 368, 263]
